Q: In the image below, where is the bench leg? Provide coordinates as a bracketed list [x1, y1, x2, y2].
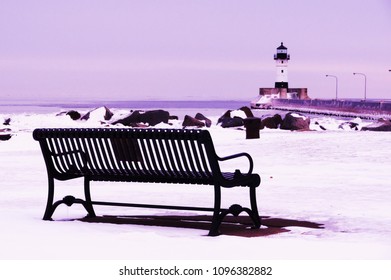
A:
[43, 176, 96, 220]
[249, 186, 261, 229]
[208, 185, 261, 236]
[83, 177, 96, 218]
[208, 184, 222, 236]
[43, 177, 55, 220]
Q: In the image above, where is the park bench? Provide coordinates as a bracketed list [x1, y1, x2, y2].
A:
[33, 128, 261, 236]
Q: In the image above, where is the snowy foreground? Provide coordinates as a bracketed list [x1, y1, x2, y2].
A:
[1, 107, 391, 261]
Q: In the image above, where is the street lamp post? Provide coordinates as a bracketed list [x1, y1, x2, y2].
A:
[353, 72, 367, 101]
[326, 74, 338, 100]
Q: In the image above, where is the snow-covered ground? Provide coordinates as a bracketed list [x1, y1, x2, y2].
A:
[1, 106, 391, 261]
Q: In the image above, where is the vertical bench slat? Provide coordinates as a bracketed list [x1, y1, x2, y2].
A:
[90, 137, 106, 175]
[196, 140, 212, 178]
[49, 138, 68, 175]
[144, 137, 160, 175]
[157, 137, 176, 177]
[96, 137, 114, 174]
[110, 135, 132, 175]
[188, 137, 206, 177]
[86, 136, 106, 176]
[166, 134, 185, 178]
[170, 138, 186, 176]
[148, 137, 169, 177]
[123, 136, 143, 177]
[45, 138, 59, 173]
[170, 130, 191, 178]
[57, 137, 72, 171]
[65, 136, 82, 173]
[137, 136, 156, 177]
[79, 136, 99, 176]
[98, 137, 116, 173]
[66, 137, 84, 172]
[49, 138, 65, 173]
[127, 137, 145, 177]
[74, 135, 89, 173]
[182, 138, 198, 176]
[176, 138, 193, 177]
[89, 137, 102, 172]
[150, 137, 168, 176]
[102, 137, 125, 176]
[143, 132, 164, 177]
[91, 137, 109, 175]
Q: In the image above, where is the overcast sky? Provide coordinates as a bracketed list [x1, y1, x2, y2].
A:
[1, 0, 390, 102]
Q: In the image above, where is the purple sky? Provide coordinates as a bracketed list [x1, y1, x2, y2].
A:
[1, 0, 390, 102]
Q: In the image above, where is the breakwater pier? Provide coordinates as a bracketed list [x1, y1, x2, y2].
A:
[270, 98, 391, 120]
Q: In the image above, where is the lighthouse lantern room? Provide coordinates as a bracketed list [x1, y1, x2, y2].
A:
[274, 42, 290, 89]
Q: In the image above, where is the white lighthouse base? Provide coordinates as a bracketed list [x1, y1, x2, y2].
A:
[251, 87, 309, 109]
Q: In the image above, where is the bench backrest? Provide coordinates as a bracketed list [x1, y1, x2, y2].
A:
[33, 128, 222, 184]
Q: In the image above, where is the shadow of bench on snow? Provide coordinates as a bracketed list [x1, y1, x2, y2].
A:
[79, 215, 324, 237]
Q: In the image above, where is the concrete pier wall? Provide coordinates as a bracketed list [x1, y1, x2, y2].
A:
[259, 88, 309, 99]
[272, 98, 391, 113]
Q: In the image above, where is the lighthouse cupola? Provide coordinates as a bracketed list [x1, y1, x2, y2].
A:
[274, 42, 290, 89]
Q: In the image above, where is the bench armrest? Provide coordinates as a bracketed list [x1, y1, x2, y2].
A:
[217, 152, 254, 175]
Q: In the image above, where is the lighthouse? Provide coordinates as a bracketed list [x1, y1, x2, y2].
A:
[252, 42, 308, 109]
[274, 42, 290, 89]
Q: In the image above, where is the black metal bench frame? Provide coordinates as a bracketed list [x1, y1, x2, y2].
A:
[33, 128, 261, 236]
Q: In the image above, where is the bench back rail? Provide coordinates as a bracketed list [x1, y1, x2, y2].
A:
[34, 128, 223, 184]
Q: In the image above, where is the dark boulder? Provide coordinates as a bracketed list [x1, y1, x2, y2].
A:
[195, 113, 212, 128]
[111, 111, 141, 127]
[0, 134, 12, 141]
[338, 121, 359, 131]
[3, 118, 11, 126]
[182, 115, 206, 127]
[280, 112, 310, 131]
[0, 128, 12, 141]
[314, 121, 327, 131]
[362, 119, 391, 131]
[218, 110, 232, 124]
[66, 110, 81, 120]
[218, 106, 254, 124]
[220, 117, 244, 128]
[112, 109, 170, 127]
[261, 114, 282, 129]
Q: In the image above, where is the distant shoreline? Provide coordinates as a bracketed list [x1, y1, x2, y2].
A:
[0, 100, 250, 116]
[0, 100, 248, 109]
[2, 99, 391, 120]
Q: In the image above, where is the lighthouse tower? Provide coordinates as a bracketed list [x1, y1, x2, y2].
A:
[254, 42, 309, 108]
[274, 42, 290, 89]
